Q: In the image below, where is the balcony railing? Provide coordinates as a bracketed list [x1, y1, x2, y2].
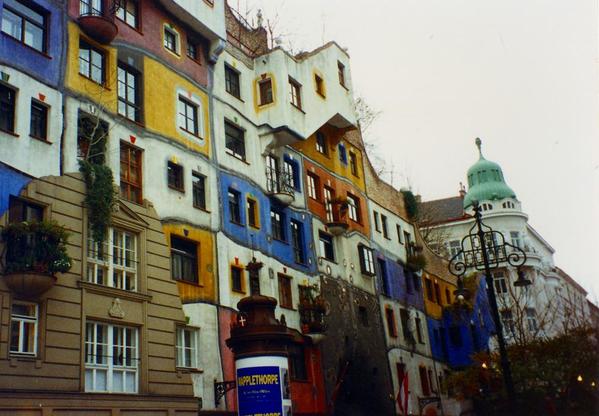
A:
[78, 0, 118, 44]
[299, 298, 327, 335]
[266, 167, 295, 205]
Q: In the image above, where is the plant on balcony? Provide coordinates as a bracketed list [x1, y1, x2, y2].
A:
[299, 284, 327, 333]
[401, 189, 418, 219]
[406, 252, 427, 272]
[1, 220, 72, 275]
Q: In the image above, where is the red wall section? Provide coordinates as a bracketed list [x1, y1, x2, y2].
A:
[292, 346, 326, 415]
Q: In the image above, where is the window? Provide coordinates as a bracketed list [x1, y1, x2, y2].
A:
[278, 274, 292, 309]
[349, 152, 358, 176]
[396, 224, 403, 243]
[120, 142, 142, 203]
[29, 99, 48, 140]
[176, 327, 198, 368]
[224, 121, 245, 160]
[77, 111, 108, 163]
[434, 283, 441, 306]
[167, 161, 184, 191]
[192, 172, 206, 210]
[247, 197, 258, 228]
[79, 0, 101, 16]
[163, 26, 178, 53]
[231, 265, 244, 292]
[358, 306, 369, 326]
[10, 302, 37, 355]
[2, 0, 46, 52]
[289, 345, 307, 381]
[493, 271, 508, 295]
[358, 244, 375, 275]
[79, 40, 105, 84]
[306, 172, 320, 200]
[500, 310, 515, 336]
[526, 308, 538, 332]
[9, 196, 43, 223]
[338, 143, 347, 164]
[117, 63, 141, 122]
[171, 236, 198, 283]
[290, 220, 305, 264]
[381, 215, 389, 239]
[85, 322, 138, 393]
[177, 96, 199, 136]
[0, 84, 16, 133]
[314, 74, 325, 97]
[337, 61, 346, 87]
[385, 308, 397, 337]
[400, 308, 411, 341]
[87, 227, 137, 290]
[445, 288, 451, 304]
[447, 240, 462, 260]
[225, 64, 240, 98]
[318, 231, 334, 261]
[289, 77, 301, 109]
[265, 154, 280, 193]
[347, 194, 360, 222]
[415, 316, 423, 343]
[186, 39, 198, 60]
[258, 78, 273, 105]
[419, 366, 431, 396]
[510, 231, 522, 248]
[283, 157, 299, 191]
[449, 326, 462, 347]
[373, 211, 380, 232]
[270, 209, 285, 241]
[324, 187, 334, 222]
[404, 231, 411, 249]
[115, 0, 138, 28]
[228, 188, 242, 224]
[425, 278, 434, 302]
[378, 258, 390, 296]
[315, 131, 327, 155]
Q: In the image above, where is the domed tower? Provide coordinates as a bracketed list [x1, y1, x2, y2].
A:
[463, 138, 518, 211]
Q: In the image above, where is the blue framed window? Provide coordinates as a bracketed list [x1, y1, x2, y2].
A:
[290, 219, 305, 264]
[338, 143, 347, 164]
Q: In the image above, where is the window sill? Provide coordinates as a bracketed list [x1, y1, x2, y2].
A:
[280, 304, 295, 311]
[176, 366, 204, 374]
[232, 289, 246, 295]
[319, 256, 337, 265]
[78, 281, 153, 302]
[272, 237, 288, 245]
[225, 150, 249, 164]
[180, 128, 203, 139]
[78, 73, 109, 89]
[226, 90, 243, 102]
[30, 134, 52, 144]
[290, 103, 305, 114]
[168, 184, 185, 193]
[115, 18, 143, 35]
[173, 278, 204, 288]
[230, 220, 245, 227]
[0, 128, 19, 138]
[339, 83, 349, 92]
[193, 205, 210, 213]
[1, 33, 52, 59]
[258, 100, 274, 107]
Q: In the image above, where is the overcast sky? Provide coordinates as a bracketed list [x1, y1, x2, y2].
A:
[233, 0, 599, 299]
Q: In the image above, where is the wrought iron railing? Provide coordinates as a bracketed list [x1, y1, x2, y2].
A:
[265, 167, 294, 195]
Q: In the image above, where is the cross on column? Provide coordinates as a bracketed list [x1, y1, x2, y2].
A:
[238, 315, 247, 327]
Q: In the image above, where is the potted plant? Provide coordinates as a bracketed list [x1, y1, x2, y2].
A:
[1, 220, 72, 297]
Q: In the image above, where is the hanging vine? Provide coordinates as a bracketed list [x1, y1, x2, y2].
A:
[78, 113, 116, 244]
[401, 189, 418, 219]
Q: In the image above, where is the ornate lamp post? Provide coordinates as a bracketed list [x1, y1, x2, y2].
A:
[448, 200, 531, 408]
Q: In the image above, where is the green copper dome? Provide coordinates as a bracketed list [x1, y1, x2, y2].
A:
[463, 138, 516, 209]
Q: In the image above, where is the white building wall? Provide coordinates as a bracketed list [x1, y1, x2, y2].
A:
[0, 65, 62, 178]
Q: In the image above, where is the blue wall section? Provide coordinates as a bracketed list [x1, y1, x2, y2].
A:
[427, 276, 495, 368]
[0, 163, 32, 217]
[220, 171, 316, 274]
[0, 0, 64, 86]
[376, 253, 424, 310]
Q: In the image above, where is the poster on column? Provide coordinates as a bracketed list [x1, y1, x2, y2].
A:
[237, 365, 283, 416]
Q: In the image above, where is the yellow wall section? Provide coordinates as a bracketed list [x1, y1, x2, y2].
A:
[293, 127, 366, 191]
[253, 72, 277, 112]
[423, 272, 456, 319]
[163, 224, 215, 303]
[144, 58, 211, 156]
[65, 22, 118, 112]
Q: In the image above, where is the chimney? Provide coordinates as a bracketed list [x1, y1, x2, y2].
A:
[459, 182, 467, 198]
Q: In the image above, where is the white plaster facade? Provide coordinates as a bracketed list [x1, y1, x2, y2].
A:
[0, 65, 62, 178]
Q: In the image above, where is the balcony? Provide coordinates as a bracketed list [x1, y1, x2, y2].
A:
[266, 167, 295, 206]
[325, 198, 349, 236]
[1, 221, 72, 298]
[299, 296, 327, 343]
[78, 1, 118, 44]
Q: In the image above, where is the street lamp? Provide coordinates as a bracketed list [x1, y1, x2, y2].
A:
[448, 200, 530, 408]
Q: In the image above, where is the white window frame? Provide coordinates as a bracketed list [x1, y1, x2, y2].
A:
[87, 227, 137, 291]
[493, 271, 508, 295]
[307, 174, 317, 199]
[176, 327, 199, 368]
[359, 245, 375, 275]
[526, 308, 538, 332]
[85, 322, 138, 393]
[10, 301, 38, 355]
[324, 187, 334, 222]
[177, 95, 199, 136]
[163, 25, 180, 54]
[510, 231, 522, 249]
[347, 194, 359, 222]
